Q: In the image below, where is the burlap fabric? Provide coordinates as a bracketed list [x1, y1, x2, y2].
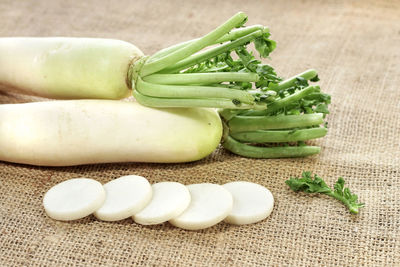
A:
[1, 0, 399, 266]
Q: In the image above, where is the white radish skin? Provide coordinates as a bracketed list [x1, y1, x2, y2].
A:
[222, 181, 274, 225]
[94, 175, 152, 221]
[0, 37, 143, 99]
[169, 183, 233, 230]
[0, 100, 222, 166]
[43, 178, 105, 221]
[134, 182, 191, 225]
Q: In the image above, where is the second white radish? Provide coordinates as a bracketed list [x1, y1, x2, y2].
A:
[0, 100, 222, 166]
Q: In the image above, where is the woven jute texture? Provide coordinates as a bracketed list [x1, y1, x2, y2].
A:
[1, 0, 399, 266]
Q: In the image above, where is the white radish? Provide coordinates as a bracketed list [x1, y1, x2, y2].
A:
[0, 14, 259, 110]
[0, 37, 143, 99]
[169, 183, 233, 230]
[222, 181, 274, 225]
[43, 178, 105, 221]
[94, 175, 152, 221]
[0, 100, 222, 166]
[134, 182, 191, 225]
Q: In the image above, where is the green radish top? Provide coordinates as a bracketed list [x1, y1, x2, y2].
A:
[126, 11, 332, 159]
[129, 12, 277, 110]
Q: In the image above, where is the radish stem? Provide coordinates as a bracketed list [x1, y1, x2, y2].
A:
[132, 90, 264, 109]
[231, 127, 328, 143]
[148, 25, 266, 63]
[140, 12, 248, 76]
[272, 69, 318, 92]
[136, 78, 255, 104]
[222, 136, 321, 158]
[241, 85, 318, 116]
[158, 30, 264, 74]
[228, 113, 324, 133]
[142, 72, 259, 85]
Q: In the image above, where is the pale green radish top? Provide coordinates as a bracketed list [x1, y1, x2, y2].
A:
[0, 37, 143, 99]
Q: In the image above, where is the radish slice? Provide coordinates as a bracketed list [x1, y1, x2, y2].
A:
[94, 175, 152, 221]
[169, 183, 233, 230]
[43, 178, 105, 221]
[134, 182, 191, 225]
[222, 181, 274, 225]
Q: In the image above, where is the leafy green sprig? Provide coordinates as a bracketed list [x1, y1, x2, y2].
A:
[286, 172, 365, 214]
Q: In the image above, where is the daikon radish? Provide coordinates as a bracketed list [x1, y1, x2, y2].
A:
[169, 183, 233, 230]
[43, 178, 105, 221]
[134, 182, 191, 225]
[222, 181, 274, 225]
[0, 100, 222, 166]
[94, 175, 152, 221]
[0, 12, 276, 109]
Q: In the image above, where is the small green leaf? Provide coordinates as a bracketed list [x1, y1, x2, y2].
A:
[254, 35, 276, 58]
[315, 103, 329, 114]
[310, 75, 320, 82]
[294, 77, 309, 88]
[286, 172, 364, 214]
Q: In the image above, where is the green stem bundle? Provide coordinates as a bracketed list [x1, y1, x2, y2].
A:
[223, 136, 321, 158]
[130, 12, 331, 159]
[220, 69, 330, 159]
[130, 12, 276, 109]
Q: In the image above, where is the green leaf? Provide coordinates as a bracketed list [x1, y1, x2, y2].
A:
[310, 74, 320, 82]
[315, 103, 330, 114]
[254, 36, 276, 58]
[331, 177, 365, 214]
[286, 172, 364, 214]
[285, 172, 331, 194]
[295, 77, 309, 88]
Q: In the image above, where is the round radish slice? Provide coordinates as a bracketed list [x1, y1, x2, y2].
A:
[43, 178, 105, 221]
[134, 182, 191, 225]
[94, 175, 152, 221]
[169, 183, 233, 230]
[222, 181, 274, 225]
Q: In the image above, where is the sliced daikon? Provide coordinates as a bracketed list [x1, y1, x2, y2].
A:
[169, 183, 233, 230]
[222, 181, 274, 225]
[94, 175, 152, 221]
[43, 178, 105, 221]
[134, 182, 191, 225]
